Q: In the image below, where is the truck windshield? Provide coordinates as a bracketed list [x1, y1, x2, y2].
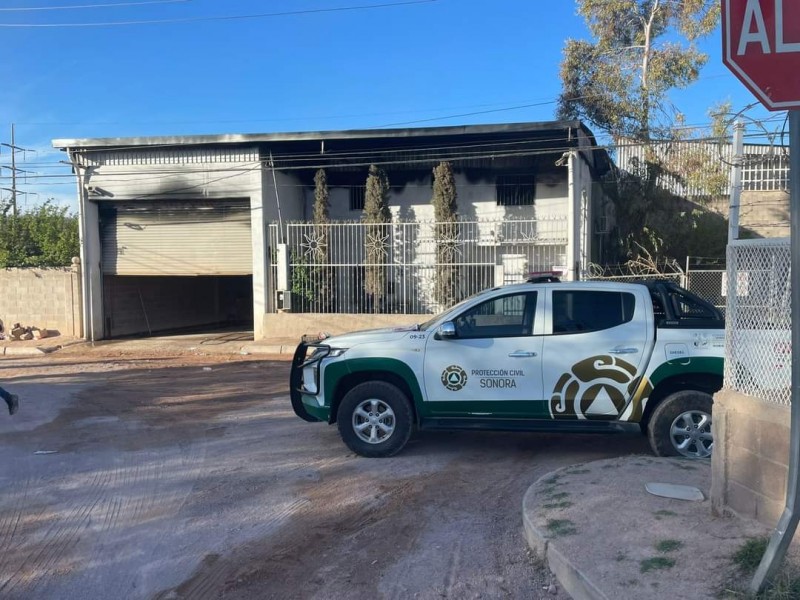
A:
[418, 288, 499, 331]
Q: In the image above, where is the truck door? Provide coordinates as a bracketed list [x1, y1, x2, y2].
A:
[541, 286, 653, 421]
[422, 290, 546, 417]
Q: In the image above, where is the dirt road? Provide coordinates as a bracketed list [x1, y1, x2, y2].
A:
[0, 348, 650, 599]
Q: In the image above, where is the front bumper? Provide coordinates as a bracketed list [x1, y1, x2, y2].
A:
[300, 395, 330, 421]
[289, 342, 323, 423]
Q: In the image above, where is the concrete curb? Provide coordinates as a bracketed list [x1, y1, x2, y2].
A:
[2, 346, 47, 356]
[244, 344, 294, 355]
[522, 469, 610, 600]
[1, 340, 85, 356]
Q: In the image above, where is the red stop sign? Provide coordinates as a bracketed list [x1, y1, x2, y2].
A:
[723, 0, 800, 110]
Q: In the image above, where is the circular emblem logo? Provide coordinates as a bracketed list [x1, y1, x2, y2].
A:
[549, 355, 648, 421]
[441, 365, 468, 391]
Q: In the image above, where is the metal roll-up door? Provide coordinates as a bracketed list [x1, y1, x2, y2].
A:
[101, 200, 253, 275]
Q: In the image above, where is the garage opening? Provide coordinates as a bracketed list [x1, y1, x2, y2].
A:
[99, 200, 254, 339]
[102, 275, 253, 338]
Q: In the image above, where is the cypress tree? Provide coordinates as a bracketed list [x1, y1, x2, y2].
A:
[362, 165, 391, 313]
[312, 169, 335, 311]
[432, 161, 459, 308]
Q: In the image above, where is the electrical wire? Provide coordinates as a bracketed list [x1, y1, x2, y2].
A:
[0, 0, 189, 11]
[3, 105, 793, 202]
[0, 0, 438, 27]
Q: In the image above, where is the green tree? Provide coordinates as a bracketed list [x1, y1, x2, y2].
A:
[665, 101, 732, 199]
[557, 0, 721, 263]
[290, 251, 316, 312]
[311, 169, 336, 312]
[431, 161, 459, 308]
[362, 165, 391, 313]
[558, 0, 718, 141]
[0, 201, 79, 268]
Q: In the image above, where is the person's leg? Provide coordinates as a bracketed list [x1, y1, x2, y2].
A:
[0, 386, 18, 415]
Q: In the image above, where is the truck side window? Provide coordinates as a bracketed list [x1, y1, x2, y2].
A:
[453, 292, 537, 338]
[553, 291, 635, 334]
[651, 293, 666, 321]
[670, 290, 716, 319]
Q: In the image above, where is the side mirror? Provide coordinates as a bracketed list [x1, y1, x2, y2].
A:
[437, 322, 457, 339]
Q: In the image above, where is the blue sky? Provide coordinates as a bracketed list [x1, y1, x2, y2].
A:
[0, 0, 781, 211]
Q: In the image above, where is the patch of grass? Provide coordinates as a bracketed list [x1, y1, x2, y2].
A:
[760, 571, 800, 599]
[653, 509, 678, 520]
[655, 539, 684, 553]
[733, 537, 769, 574]
[565, 468, 591, 475]
[543, 491, 569, 500]
[542, 500, 573, 509]
[640, 557, 675, 573]
[601, 463, 621, 469]
[720, 569, 800, 599]
[542, 475, 562, 485]
[545, 519, 577, 537]
[525, 548, 546, 570]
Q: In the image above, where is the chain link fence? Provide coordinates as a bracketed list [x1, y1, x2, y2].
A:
[686, 268, 726, 316]
[585, 260, 727, 315]
[724, 238, 791, 405]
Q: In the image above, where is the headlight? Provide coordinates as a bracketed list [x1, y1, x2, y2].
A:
[300, 347, 347, 395]
[302, 364, 319, 394]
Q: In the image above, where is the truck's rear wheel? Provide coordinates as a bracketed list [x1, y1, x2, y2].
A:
[337, 382, 413, 458]
[647, 391, 713, 459]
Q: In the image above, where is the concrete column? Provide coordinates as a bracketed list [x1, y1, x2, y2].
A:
[566, 151, 581, 281]
[71, 257, 83, 338]
[251, 192, 269, 340]
[81, 199, 103, 341]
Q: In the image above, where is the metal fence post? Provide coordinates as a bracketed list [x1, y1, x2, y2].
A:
[750, 110, 800, 594]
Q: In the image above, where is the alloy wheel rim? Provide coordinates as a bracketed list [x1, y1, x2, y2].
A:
[352, 398, 396, 444]
[669, 410, 713, 458]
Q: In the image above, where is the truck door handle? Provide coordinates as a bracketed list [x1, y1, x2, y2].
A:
[609, 347, 639, 355]
[508, 351, 537, 358]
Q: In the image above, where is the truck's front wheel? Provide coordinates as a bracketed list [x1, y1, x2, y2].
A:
[647, 391, 713, 459]
[337, 382, 413, 458]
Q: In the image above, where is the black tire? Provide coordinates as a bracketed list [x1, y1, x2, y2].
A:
[647, 390, 713, 459]
[337, 381, 413, 458]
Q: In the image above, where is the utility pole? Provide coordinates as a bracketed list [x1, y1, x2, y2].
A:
[1, 124, 33, 216]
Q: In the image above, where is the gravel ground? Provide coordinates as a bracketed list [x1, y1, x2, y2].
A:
[524, 456, 791, 599]
[0, 347, 651, 599]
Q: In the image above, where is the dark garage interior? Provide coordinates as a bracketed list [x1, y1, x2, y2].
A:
[102, 275, 253, 338]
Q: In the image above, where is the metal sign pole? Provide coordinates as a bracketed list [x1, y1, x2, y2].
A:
[751, 109, 800, 593]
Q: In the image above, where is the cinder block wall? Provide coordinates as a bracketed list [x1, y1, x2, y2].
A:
[711, 388, 789, 525]
[0, 266, 83, 337]
[709, 191, 789, 238]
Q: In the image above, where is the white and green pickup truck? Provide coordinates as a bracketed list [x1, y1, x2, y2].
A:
[290, 276, 724, 458]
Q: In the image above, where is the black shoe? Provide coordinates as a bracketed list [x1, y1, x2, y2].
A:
[8, 394, 18, 416]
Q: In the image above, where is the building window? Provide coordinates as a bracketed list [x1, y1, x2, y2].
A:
[350, 186, 366, 211]
[496, 175, 535, 206]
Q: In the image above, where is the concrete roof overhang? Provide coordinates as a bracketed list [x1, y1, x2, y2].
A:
[53, 120, 611, 177]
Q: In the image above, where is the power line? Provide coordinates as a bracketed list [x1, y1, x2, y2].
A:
[0, 0, 188, 11]
[373, 100, 562, 128]
[0, 0, 438, 27]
